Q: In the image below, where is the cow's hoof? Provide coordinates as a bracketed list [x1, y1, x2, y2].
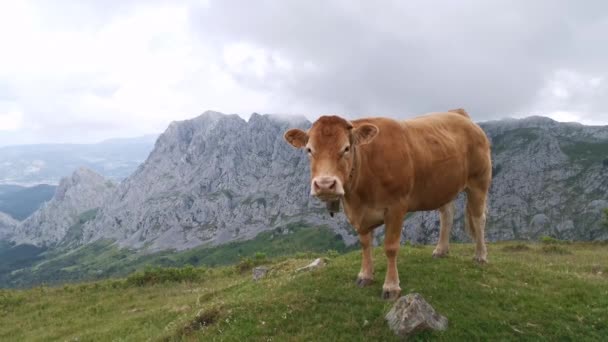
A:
[432, 248, 449, 258]
[381, 287, 401, 301]
[355, 277, 373, 288]
[473, 256, 488, 264]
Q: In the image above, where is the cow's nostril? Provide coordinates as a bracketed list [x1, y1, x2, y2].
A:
[329, 181, 336, 190]
[313, 181, 320, 190]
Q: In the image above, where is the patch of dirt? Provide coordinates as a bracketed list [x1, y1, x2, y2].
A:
[177, 307, 221, 336]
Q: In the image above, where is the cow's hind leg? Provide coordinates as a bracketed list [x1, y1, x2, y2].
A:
[465, 186, 489, 264]
[433, 201, 455, 258]
[356, 231, 374, 287]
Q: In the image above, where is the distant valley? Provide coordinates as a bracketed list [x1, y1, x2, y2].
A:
[0, 135, 157, 185]
[0, 184, 56, 220]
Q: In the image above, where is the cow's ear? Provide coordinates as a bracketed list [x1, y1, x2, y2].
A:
[353, 124, 379, 145]
[284, 129, 309, 148]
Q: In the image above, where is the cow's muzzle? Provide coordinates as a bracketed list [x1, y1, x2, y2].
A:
[311, 176, 345, 201]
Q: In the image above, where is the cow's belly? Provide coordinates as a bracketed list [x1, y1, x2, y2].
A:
[343, 201, 385, 233]
[409, 187, 462, 211]
[408, 163, 467, 211]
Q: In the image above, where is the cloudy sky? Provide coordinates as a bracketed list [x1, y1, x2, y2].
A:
[0, 0, 606, 146]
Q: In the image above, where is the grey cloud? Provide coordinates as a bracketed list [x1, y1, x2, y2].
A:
[190, 0, 608, 121]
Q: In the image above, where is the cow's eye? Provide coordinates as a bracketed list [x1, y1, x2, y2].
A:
[306, 148, 312, 154]
[342, 146, 350, 155]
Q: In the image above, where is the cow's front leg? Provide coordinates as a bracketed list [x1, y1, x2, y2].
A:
[382, 209, 406, 300]
[356, 231, 374, 287]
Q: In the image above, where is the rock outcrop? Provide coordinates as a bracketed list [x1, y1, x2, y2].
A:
[11, 168, 115, 246]
[81, 112, 355, 251]
[295, 258, 327, 272]
[252, 266, 269, 281]
[385, 293, 448, 337]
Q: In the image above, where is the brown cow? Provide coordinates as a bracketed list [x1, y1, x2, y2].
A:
[284, 109, 492, 300]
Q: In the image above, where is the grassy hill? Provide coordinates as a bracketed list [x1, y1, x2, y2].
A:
[1, 242, 606, 341]
[0, 224, 349, 288]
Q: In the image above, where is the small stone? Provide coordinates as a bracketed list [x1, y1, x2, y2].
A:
[252, 266, 269, 281]
[385, 293, 448, 338]
[295, 258, 326, 272]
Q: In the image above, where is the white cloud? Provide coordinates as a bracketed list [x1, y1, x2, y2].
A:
[528, 69, 607, 124]
[0, 1, 296, 144]
[0, 1, 607, 146]
[0, 111, 23, 131]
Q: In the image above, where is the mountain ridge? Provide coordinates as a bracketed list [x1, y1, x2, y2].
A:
[5, 112, 608, 252]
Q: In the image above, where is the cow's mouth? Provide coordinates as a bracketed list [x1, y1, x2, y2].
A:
[315, 194, 343, 202]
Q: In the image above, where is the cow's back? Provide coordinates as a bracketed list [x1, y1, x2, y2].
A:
[403, 112, 491, 211]
[350, 112, 490, 212]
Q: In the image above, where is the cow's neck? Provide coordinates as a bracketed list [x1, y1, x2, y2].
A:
[344, 143, 364, 201]
[349, 143, 358, 181]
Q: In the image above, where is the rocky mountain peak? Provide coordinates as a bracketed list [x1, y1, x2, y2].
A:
[11, 168, 115, 246]
[81, 111, 350, 252]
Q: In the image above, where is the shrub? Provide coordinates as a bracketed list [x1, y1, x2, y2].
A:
[541, 245, 572, 255]
[326, 249, 340, 258]
[540, 236, 569, 245]
[126, 265, 206, 287]
[0, 291, 24, 312]
[236, 257, 255, 273]
[236, 252, 268, 273]
[254, 252, 267, 261]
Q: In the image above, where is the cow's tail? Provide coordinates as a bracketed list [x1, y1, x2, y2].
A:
[448, 108, 470, 119]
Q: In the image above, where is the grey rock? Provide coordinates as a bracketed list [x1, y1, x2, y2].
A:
[296, 258, 326, 272]
[11, 167, 115, 246]
[385, 293, 448, 337]
[81, 111, 356, 252]
[252, 266, 269, 281]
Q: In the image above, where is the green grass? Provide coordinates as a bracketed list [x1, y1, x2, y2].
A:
[1, 242, 606, 341]
[1, 224, 351, 288]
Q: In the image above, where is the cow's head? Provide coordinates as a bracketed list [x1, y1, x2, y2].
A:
[284, 115, 379, 202]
